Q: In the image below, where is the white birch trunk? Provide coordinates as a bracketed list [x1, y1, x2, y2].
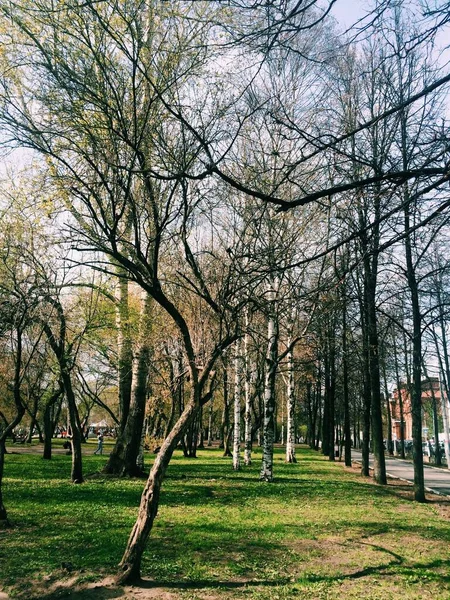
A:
[136, 416, 147, 472]
[286, 341, 297, 463]
[244, 314, 252, 466]
[233, 340, 242, 470]
[440, 375, 450, 468]
[260, 304, 278, 481]
[207, 399, 213, 446]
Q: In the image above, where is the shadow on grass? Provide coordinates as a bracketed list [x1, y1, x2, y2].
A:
[31, 588, 123, 600]
[31, 554, 450, 600]
[29, 576, 292, 600]
[4, 445, 450, 599]
[297, 555, 450, 585]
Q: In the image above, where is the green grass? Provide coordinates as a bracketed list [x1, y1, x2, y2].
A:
[1, 444, 450, 599]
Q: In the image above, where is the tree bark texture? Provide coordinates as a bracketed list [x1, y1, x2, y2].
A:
[43, 386, 63, 460]
[243, 325, 252, 466]
[233, 340, 242, 470]
[0, 440, 8, 523]
[285, 342, 296, 463]
[116, 275, 133, 434]
[260, 306, 278, 482]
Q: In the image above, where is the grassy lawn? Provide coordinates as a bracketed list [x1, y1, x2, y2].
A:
[1, 443, 450, 599]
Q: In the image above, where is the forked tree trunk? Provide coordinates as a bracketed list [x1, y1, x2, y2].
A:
[41, 301, 84, 483]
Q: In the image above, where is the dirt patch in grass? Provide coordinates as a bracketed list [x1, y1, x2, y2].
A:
[9, 575, 181, 600]
[286, 536, 403, 578]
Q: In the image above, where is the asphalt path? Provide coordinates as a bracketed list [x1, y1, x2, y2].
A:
[351, 450, 450, 496]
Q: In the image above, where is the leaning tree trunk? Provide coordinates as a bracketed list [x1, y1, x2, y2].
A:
[117, 389, 199, 584]
[105, 292, 153, 476]
[260, 303, 278, 482]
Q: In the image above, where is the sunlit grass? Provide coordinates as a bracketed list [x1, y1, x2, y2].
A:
[1, 444, 450, 599]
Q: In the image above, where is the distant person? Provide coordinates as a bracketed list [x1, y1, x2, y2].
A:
[94, 432, 104, 455]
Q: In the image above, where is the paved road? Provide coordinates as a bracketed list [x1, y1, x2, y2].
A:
[351, 450, 450, 496]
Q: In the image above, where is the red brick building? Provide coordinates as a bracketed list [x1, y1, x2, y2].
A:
[389, 377, 441, 441]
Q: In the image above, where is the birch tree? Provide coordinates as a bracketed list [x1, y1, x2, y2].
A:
[232, 340, 242, 471]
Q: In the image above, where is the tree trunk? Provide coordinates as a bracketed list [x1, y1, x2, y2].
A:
[383, 361, 394, 456]
[393, 333, 406, 458]
[105, 292, 153, 476]
[361, 347, 371, 477]
[207, 397, 213, 447]
[0, 440, 8, 524]
[221, 363, 232, 457]
[327, 329, 336, 462]
[43, 387, 63, 460]
[26, 396, 39, 443]
[260, 305, 278, 482]
[367, 289, 386, 484]
[285, 341, 296, 463]
[342, 288, 352, 467]
[243, 323, 253, 465]
[233, 341, 242, 470]
[322, 349, 330, 458]
[402, 181, 424, 499]
[116, 274, 133, 434]
[117, 391, 199, 584]
[61, 368, 84, 483]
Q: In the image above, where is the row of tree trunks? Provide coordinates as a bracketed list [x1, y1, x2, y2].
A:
[104, 292, 153, 476]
